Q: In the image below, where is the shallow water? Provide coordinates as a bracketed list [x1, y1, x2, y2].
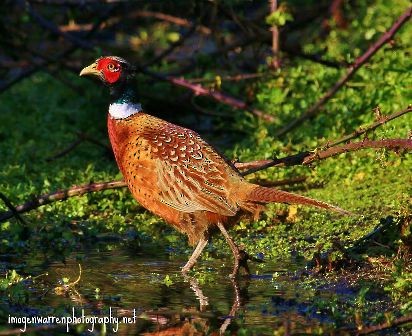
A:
[0, 244, 395, 335]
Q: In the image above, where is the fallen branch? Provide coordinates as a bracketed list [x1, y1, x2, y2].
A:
[275, 6, 412, 137]
[0, 181, 127, 222]
[356, 314, 412, 335]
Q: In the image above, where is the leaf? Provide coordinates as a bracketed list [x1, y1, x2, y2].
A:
[266, 10, 293, 27]
[0, 278, 9, 291]
[163, 275, 173, 287]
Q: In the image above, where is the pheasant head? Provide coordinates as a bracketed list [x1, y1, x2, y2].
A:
[80, 56, 141, 119]
[79, 56, 134, 85]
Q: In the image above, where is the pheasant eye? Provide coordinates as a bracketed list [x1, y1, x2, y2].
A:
[107, 63, 119, 72]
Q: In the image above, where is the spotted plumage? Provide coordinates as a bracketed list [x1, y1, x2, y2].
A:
[107, 113, 242, 244]
[80, 56, 349, 277]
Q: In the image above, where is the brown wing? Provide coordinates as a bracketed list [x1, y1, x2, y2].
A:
[142, 119, 240, 216]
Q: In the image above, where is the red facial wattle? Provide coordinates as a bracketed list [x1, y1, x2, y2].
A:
[96, 58, 122, 84]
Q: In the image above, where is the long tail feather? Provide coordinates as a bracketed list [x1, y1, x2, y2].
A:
[247, 185, 351, 215]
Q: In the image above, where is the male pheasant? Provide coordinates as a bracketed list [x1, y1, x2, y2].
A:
[80, 56, 347, 277]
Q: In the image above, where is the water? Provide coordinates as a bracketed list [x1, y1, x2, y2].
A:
[0, 244, 395, 335]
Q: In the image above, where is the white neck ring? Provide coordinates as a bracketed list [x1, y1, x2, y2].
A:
[109, 102, 142, 119]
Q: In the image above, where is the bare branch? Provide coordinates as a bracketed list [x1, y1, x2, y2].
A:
[58, 10, 211, 35]
[269, 0, 280, 69]
[240, 139, 411, 175]
[276, 6, 412, 137]
[304, 139, 412, 165]
[131, 10, 211, 35]
[4, 3, 274, 123]
[0, 181, 127, 222]
[139, 68, 276, 122]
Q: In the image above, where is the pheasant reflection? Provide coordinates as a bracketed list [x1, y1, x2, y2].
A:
[141, 275, 250, 335]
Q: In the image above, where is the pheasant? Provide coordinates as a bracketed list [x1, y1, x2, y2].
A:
[80, 56, 348, 277]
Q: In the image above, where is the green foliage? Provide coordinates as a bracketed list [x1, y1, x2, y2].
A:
[163, 274, 174, 287]
[385, 261, 412, 312]
[0, 270, 29, 304]
[0, 0, 411, 329]
[266, 8, 293, 27]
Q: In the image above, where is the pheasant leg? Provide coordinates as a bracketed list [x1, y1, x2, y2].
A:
[182, 236, 209, 275]
[216, 222, 250, 278]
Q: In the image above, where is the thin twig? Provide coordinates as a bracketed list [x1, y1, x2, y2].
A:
[282, 46, 346, 68]
[329, 0, 348, 29]
[46, 132, 111, 162]
[143, 23, 198, 67]
[128, 10, 211, 35]
[46, 138, 84, 162]
[304, 139, 412, 165]
[327, 105, 412, 148]
[58, 9, 212, 35]
[0, 193, 27, 225]
[188, 73, 264, 84]
[276, 6, 412, 137]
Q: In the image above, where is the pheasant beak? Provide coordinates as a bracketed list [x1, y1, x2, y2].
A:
[79, 62, 102, 78]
